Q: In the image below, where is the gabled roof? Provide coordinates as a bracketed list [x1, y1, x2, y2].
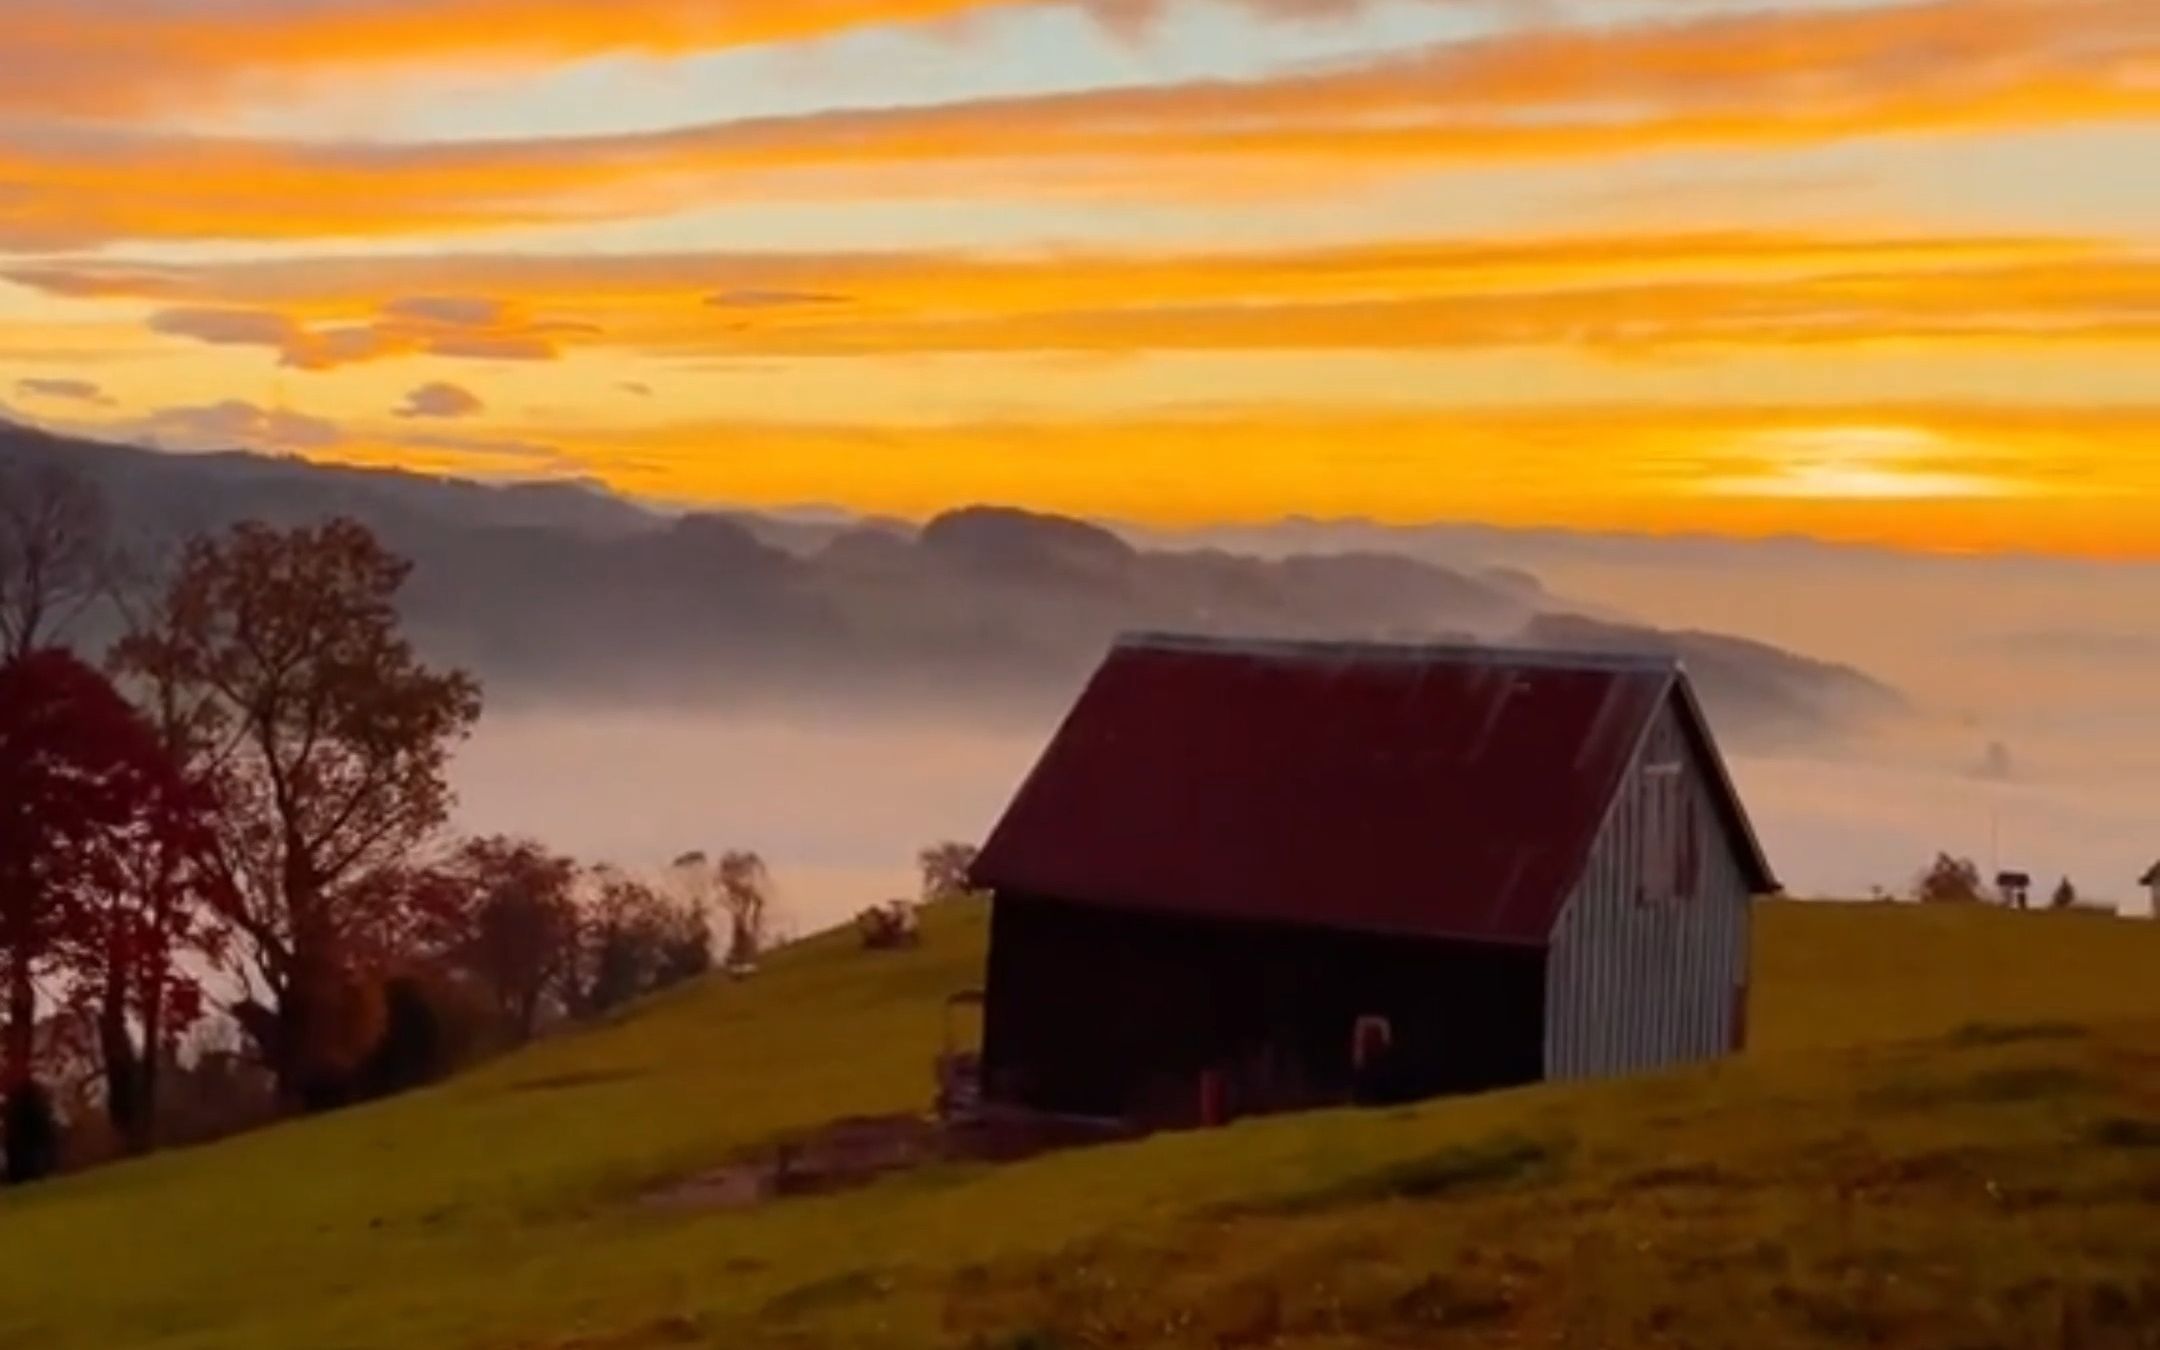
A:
[2141, 863, 2160, 887]
[971, 633, 1778, 947]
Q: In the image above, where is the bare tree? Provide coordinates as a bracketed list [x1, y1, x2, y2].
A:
[665, 851, 720, 918]
[717, 851, 773, 969]
[0, 462, 111, 659]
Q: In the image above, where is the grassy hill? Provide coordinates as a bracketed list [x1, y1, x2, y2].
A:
[2, 901, 2158, 1349]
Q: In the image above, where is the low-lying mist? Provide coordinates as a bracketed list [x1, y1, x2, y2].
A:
[453, 532, 2160, 930]
[452, 704, 1049, 934]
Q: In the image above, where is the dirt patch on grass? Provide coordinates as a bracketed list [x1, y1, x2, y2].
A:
[642, 1115, 945, 1214]
[502, 1068, 644, 1095]
[551, 1314, 705, 1349]
[1945, 1021, 2090, 1049]
[1831, 1145, 2028, 1207]
[1865, 1063, 2104, 1111]
[760, 1268, 898, 1322]
[1230, 1132, 1569, 1217]
[641, 1113, 1132, 1214]
[1615, 1162, 1745, 1193]
[2086, 1117, 2160, 1150]
[1375, 1272, 1516, 1330]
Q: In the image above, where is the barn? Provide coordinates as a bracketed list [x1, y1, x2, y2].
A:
[967, 633, 1779, 1129]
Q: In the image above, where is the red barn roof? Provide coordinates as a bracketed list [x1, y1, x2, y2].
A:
[972, 634, 1776, 947]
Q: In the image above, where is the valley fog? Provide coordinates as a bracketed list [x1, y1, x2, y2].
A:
[452, 707, 1046, 934]
[452, 537, 2160, 928]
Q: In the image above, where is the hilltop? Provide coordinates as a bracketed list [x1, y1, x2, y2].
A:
[0, 901, 2155, 1349]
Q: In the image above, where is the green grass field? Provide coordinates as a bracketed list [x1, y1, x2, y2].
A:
[3, 900, 2158, 1349]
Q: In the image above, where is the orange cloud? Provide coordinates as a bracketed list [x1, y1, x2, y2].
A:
[27, 230, 2156, 361]
[140, 300, 576, 369]
[2, 0, 2150, 247]
[395, 382, 487, 420]
[13, 231, 2106, 308]
[14, 377, 116, 408]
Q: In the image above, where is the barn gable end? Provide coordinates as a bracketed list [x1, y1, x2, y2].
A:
[1543, 689, 1760, 1081]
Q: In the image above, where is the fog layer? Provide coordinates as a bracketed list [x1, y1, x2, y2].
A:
[454, 528, 2160, 929]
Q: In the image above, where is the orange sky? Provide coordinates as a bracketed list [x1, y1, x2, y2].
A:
[2, 0, 2156, 555]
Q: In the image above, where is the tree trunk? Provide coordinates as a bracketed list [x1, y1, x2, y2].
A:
[4, 942, 34, 1092]
[98, 932, 159, 1155]
[138, 971, 164, 1154]
[99, 995, 145, 1153]
[2, 939, 58, 1185]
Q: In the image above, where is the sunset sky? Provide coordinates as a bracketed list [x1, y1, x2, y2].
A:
[2, 0, 2156, 555]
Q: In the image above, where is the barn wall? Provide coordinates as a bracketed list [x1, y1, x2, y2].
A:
[983, 895, 1546, 1126]
[1543, 697, 1755, 1081]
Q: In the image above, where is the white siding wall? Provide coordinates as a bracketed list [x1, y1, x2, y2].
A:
[1543, 700, 1755, 1081]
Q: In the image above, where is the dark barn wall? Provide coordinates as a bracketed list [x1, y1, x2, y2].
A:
[982, 894, 1546, 1126]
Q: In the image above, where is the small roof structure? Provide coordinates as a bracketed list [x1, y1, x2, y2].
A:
[2140, 862, 2160, 887]
[971, 633, 1777, 947]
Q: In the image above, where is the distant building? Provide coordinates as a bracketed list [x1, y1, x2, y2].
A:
[1997, 871, 2034, 910]
[2142, 863, 2160, 916]
[967, 634, 1780, 1130]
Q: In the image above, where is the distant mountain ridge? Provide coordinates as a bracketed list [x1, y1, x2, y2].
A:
[0, 420, 1900, 744]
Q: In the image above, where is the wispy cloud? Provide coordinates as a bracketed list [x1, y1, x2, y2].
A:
[13, 377, 115, 407]
[1, 0, 2150, 248]
[32, 230, 2154, 362]
[0, 0, 1197, 119]
[141, 299, 576, 369]
[707, 290, 849, 310]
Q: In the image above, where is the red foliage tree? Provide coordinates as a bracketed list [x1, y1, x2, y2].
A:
[417, 837, 583, 1043]
[0, 651, 204, 1175]
[63, 761, 225, 1153]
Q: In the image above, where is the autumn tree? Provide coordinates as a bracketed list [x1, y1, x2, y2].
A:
[76, 575, 233, 1151]
[0, 462, 111, 661]
[1914, 853, 1984, 905]
[917, 841, 981, 902]
[109, 519, 481, 1103]
[0, 651, 192, 1179]
[435, 837, 582, 1042]
[63, 749, 223, 1154]
[578, 868, 709, 1014]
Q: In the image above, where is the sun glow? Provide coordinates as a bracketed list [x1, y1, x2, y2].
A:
[1704, 426, 2031, 500]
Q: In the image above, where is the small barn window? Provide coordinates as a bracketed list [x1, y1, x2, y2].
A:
[1638, 759, 1700, 906]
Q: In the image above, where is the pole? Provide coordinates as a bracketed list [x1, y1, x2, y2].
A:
[1990, 803, 2000, 898]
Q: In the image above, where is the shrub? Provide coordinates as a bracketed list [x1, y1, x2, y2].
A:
[356, 972, 499, 1099]
[1914, 853, 1984, 904]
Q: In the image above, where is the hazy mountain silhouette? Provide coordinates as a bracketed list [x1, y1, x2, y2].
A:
[1, 420, 1899, 742]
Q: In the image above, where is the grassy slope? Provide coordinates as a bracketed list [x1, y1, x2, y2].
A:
[1, 902, 2157, 1350]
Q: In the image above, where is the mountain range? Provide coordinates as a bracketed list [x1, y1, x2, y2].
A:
[0, 420, 1902, 744]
